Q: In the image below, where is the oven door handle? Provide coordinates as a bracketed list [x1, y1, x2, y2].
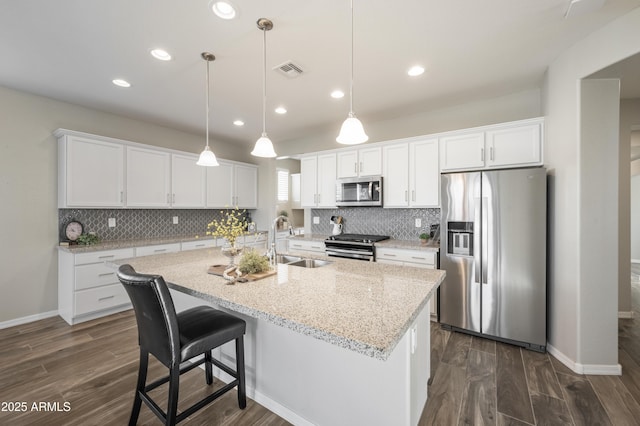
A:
[326, 247, 373, 255]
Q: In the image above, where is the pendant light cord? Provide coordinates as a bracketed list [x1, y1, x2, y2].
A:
[349, 0, 354, 115]
[262, 26, 267, 135]
[205, 58, 211, 148]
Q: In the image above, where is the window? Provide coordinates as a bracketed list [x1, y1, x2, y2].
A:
[277, 168, 289, 201]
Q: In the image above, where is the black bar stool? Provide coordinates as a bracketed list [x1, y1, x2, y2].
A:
[117, 264, 246, 425]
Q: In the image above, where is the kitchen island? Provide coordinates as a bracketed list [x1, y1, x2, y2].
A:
[113, 247, 444, 426]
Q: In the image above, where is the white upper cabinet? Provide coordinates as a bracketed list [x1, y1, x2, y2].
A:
[206, 161, 258, 209]
[171, 153, 206, 208]
[440, 118, 543, 172]
[234, 163, 258, 209]
[485, 122, 541, 168]
[126, 146, 171, 207]
[439, 132, 486, 171]
[336, 146, 382, 178]
[383, 138, 439, 208]
[57, 134, 125, 208]
[383, 144, 410, 207]
[300, 153, 337, 208]
[410, 138, 439, 207]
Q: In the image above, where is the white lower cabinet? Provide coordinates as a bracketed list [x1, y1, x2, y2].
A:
[58, 248, 135, 325]
[288, 239, 325, 254]
[376, 247, 439, 320]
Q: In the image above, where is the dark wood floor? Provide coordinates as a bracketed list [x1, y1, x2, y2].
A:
[1, 269, 640, 425]
[421, 269, 640, 425]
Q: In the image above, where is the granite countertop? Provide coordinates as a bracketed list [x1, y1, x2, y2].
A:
[110, 247, 445, 361]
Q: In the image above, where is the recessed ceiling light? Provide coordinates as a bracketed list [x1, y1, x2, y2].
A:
[150, 49, 172, 61]
[408, 66, 425, 77]
[331, 90, 345, 99]
[233, 120, 245, 126]
[112, 79, 131, 88]
[211, 1, 237, 20]
[275, 107, 287, 114]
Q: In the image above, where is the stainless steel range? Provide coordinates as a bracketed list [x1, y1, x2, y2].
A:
[324, 234, 390, 261]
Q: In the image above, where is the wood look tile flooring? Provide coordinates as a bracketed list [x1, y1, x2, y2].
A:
[421, 274, 640, 426]
[2, 271, 640, 425]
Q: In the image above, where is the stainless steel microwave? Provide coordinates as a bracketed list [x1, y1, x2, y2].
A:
[336, 176, 383, 207]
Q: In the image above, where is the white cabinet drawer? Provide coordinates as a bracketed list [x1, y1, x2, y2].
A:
[75, 263, 119, 290]
[181, 239, 215, 251]
[74, 283, 130, 316]
[288, 239, 325, 253]
[136, 243, 181, 257]
[376, 248, 436, 267]
[74, 248, 135, 265]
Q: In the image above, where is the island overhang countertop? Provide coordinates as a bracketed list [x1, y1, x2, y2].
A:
[112, 248, 445, 361]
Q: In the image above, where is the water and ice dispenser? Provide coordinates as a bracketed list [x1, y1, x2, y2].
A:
[447, 222, 474, 256]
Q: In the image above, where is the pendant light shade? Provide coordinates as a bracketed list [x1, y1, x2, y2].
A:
[197, 52, 219, 167]
[251, 18, 277, 158]
[337, 0, 368, 145]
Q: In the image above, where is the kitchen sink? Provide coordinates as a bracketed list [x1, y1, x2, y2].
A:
[287, 259, 332, 268]
[275, 254, 304, 264]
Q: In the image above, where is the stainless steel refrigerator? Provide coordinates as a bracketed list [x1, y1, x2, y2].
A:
[439, 167, 546, 351]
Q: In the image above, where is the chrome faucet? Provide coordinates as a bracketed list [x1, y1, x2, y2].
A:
[267, 215, 290, 266]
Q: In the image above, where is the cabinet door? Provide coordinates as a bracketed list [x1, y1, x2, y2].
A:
[317, 153, 337, 207]
[439, 132, 485, 171]
[171, 153, 206, 208]
[486, 123, 541, 168]
[383, 143, 409, 207]
[235, 164, 258, 208]
[358, 146, 382, 176]
[126, 147, 171, 207]
[290, 173, 301, 209]
[300, 157, 318, 207]
[206, 160, 234, 207]
[63, 137, 124, 207]
[410, 139, 439, 207]
[336, 150, 358, 179]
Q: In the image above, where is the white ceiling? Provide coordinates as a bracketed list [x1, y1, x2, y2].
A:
[1, 0, 639, 149]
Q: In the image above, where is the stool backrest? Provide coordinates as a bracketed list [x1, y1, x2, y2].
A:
[117, 264, 180, 367]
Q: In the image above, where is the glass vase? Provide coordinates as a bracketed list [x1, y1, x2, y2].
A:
[221, 241, 243, 268]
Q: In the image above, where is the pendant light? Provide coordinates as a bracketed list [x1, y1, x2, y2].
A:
[337, 0, 368, 145]
[197, 52, 220, 167]
[251, 18, 277, 158]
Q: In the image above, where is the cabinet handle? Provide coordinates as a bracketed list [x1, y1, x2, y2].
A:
[405, 190, 408, 202]
[98, 255, 115, 259]
[481, 147, 485, 162]
[195, 244, 205, 247]
[98, 295, 115, 301]
[490, 146, 494, 161]
[172, 193, 176, 203]
[360, 161, 363, 174]
[166, 193, 170, 203]
[383, 253, 397, 257]
[411, 256, 426, 260]
[154, 249, 167, 253]
[318, 193, 321, 204]
[412, 190, 415, 202]
[98, 272, 115, 277]
[354, 163, 357, 173]
[120, 191, 123, 203]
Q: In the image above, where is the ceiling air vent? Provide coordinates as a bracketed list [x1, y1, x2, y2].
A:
[273, 60, 304, 78]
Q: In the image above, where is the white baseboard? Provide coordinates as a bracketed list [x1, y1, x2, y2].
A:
[547, 343, 622, 375]
[0, 310, 59, 330]
[619, 311, 635, 319]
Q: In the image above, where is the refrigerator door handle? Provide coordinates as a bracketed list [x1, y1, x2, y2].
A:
[474, 198, 481, 284]
[482, 198, 489, 284]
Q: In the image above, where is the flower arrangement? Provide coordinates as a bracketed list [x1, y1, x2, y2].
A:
[206, 207, 248, 246]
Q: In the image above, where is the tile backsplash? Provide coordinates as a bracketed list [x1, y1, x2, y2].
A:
[58, 209, 254, 242]
[310, 207, 440, 241]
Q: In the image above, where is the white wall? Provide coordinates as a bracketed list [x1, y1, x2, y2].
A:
[0, 85, 250, 323]
[543, 7, 640, 369]
[632, 171, 640, 262]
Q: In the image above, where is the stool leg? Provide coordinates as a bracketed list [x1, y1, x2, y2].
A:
[129, 349, 148, 426]
[204, 350, 213, 385]
[236, 336, 246, 409]
[166, 365, 180, 426]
